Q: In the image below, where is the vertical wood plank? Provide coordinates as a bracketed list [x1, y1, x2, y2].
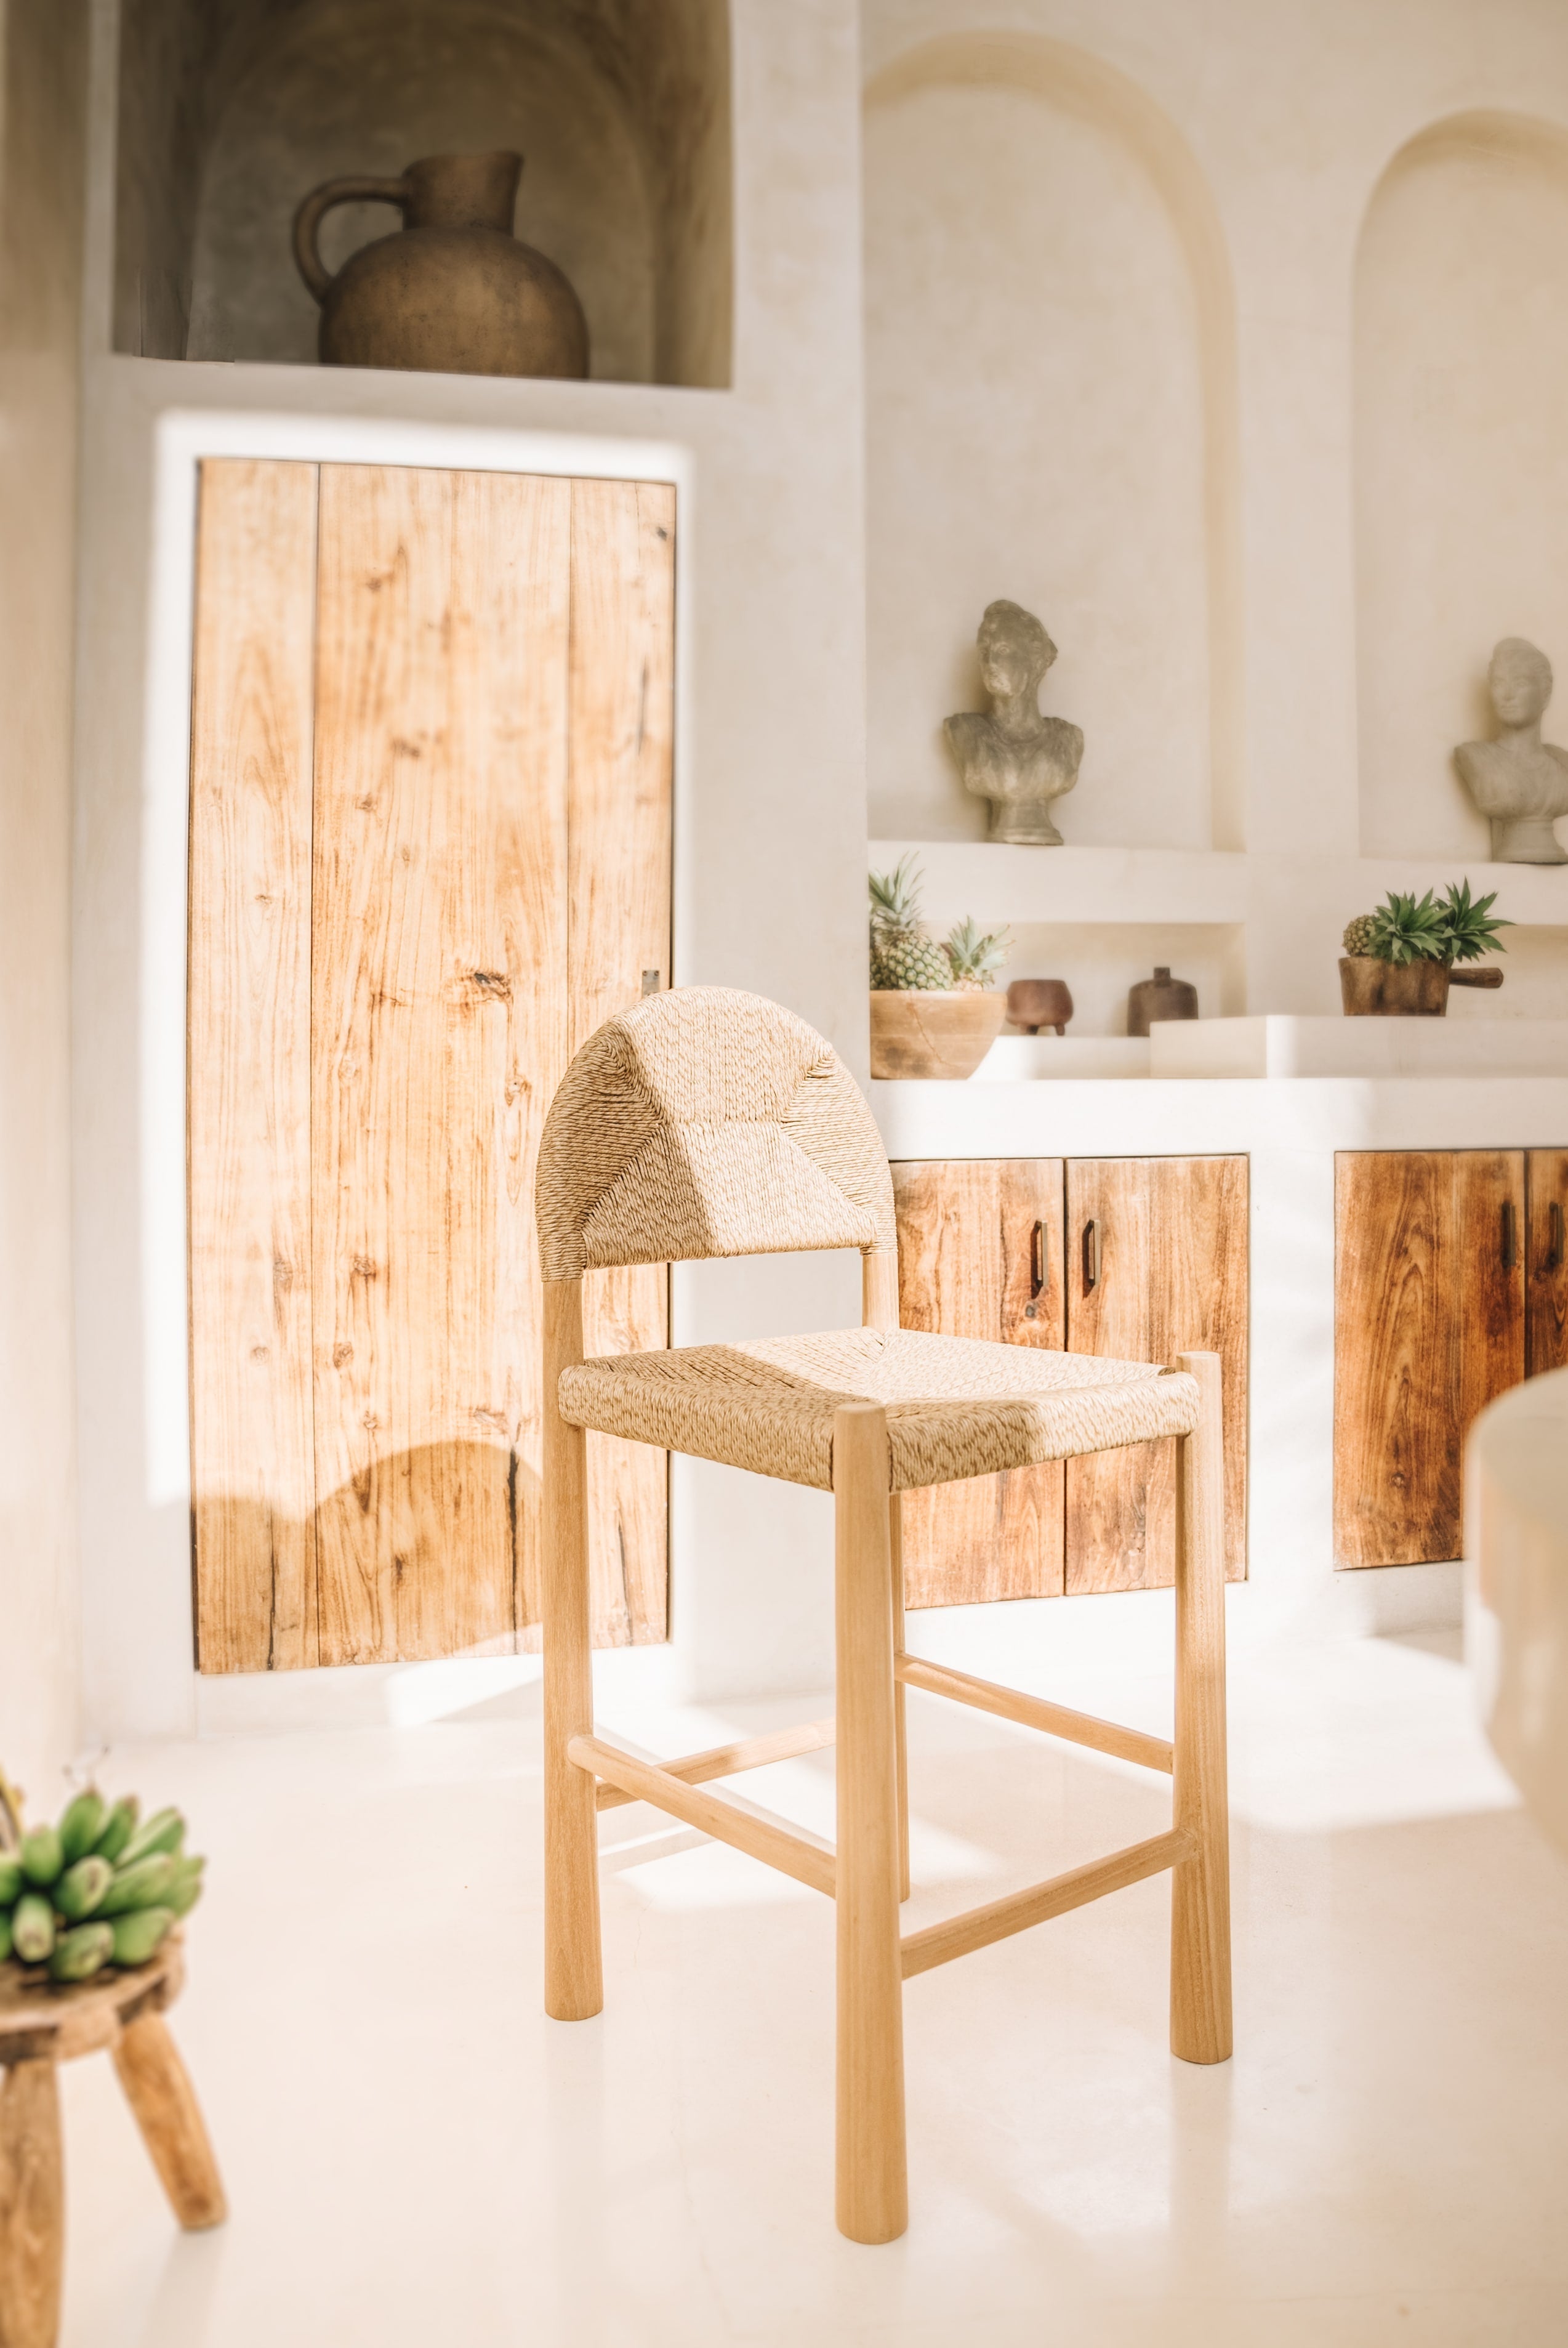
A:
[188, 458, 320, 1673]
[1064, 1156, 1248, 1594]
[891, 1160, 1067, 1607]
[1526, 1150, 1568, 1376]
[1333, 1150, 1525, 1568]
[311, 466, 571, 1664]
[563, 478, 675, 1648]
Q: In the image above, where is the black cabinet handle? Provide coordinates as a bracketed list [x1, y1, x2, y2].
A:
[1082, 1219, 1101, 1293]
[1502, 1200, 1518, 1270]
[1030, 1219, 1046, 1298]
[1550, 1200, 1565, 1271]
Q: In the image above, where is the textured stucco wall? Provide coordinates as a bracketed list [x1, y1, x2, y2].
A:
[0, 0, 86, 1796]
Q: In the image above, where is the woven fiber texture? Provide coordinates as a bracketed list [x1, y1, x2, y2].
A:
[536, 988, 897, 1281]
[559, 1326, 1201, 1493]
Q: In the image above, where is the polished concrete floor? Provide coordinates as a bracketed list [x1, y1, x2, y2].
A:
[57, 1621, 1568, 2346]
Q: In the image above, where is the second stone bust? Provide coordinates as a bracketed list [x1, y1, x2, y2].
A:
[944, 600, 1084, 845]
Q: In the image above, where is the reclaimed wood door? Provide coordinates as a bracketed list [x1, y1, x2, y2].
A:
[1526, 1150, 1568, 1379]
[891, 1160, 1066, 1606]
[188, 459, 673, 1672]
[1333, 1150, 1525, 1569]
[1063, 1156, 1249, 1594]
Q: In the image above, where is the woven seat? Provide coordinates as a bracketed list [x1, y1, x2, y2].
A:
[537, 986, 1231, 2248]
[561, 1326, 1200, 1493]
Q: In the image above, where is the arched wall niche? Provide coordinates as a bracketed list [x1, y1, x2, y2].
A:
[112, 0, 732, 387]
[862, 33, 1244, 852]
[1356, 110, 1568, 858]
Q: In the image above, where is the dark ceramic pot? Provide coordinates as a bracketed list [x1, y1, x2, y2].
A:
[293, 151, 589, 379]
[1127, 966, 1198, 1037]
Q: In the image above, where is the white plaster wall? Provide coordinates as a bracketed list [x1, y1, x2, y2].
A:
[73, 0, 869, 1742]
[0, 2, 87, 1799]
[863, 0, 1568, 1023]
[1356, 114, 1568, 861]
[863, 74, 1211, 850]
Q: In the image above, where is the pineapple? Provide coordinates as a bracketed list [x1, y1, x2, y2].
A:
[1342, 913, 1378, 959]
[869, 858, 955, 991]
[944, 916, 1010, 991]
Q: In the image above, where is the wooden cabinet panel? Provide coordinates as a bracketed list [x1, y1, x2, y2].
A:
[1064, 1157, 1249, 1594]
[1333, 1151, 1526, 1569]
[187, 460, 320, 1674]
[891, 1160, 1066, 1606]
[1526, 1150, 1568, 1377]
[188, 463, 674, 1671]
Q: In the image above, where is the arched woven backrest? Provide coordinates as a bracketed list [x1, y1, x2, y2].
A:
[536, 987, 897, 1280]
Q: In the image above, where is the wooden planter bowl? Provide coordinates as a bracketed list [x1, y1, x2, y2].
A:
[1339, 958, 1506, 1016]
[1339, 957, 1449, 1016]
[870, 989, 1007, 1078]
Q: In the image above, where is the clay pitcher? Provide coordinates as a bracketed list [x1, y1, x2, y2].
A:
[292, 150, 589, 379]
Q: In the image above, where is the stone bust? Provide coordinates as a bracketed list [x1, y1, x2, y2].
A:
[944, 600, 1084, 846]
[1454, 637, 1568, 865]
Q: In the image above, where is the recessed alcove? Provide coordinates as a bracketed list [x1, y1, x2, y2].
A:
[113, 0, 732, 386]
[1356, 111, 1568, 860]
[862, 33, 1243, 854]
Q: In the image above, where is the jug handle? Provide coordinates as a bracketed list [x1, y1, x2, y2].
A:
[292, 175, 409, 304]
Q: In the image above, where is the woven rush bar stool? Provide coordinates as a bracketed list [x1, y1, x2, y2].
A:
[537, 987, 1231, 2245]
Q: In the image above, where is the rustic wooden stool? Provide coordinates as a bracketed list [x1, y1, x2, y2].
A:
[0, 1939, 225, 2348]
[537, 988, 1232, 2244]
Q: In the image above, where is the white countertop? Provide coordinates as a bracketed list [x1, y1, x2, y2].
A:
[872, 1071, 1568, 1160]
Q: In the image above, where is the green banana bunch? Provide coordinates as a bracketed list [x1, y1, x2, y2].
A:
[1, 1781, 204, 1979]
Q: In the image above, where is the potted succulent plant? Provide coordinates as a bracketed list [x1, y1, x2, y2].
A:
[869, 858, 1010, 1077]
[1340, 881, 1511, 1016]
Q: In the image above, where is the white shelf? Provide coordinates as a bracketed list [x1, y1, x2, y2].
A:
[1150, 1014, 1568, 1079]
[869, 841, 1568, 934]
[869, 841, 1248, 927]
[974, 1035, 1151, 1081]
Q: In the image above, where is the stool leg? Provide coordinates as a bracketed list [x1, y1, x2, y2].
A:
[1170, 1350, 1232, 2064]
[111, 2015, 227, 2230]
[543, 1277, 603, 2022]
[888, 1492, 911, 1903]
[834, 1403, 907, 2246]
[0, 2058, 62, 2348]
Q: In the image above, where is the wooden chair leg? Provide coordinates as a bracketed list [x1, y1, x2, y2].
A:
[543, 1277, 603, 2022]
[111, 2015, 227, 2230]
[834, 1404, 908, 2246]
[1170, 1349, 1233, 2064]
[0, 2058, 62, 2348]
[888, 1492, 911, 1903]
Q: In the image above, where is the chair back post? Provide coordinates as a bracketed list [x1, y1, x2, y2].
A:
[861, 1248, 899, 1332]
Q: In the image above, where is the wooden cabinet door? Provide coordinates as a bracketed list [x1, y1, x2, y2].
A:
[1526, 1150, 1568, 1376]
[1333, 1151, 1525, 1568]
[891, 1160, 1066, 1607]
[1063, 1157, 1249, 1594]
[188, 461, 673, 1672]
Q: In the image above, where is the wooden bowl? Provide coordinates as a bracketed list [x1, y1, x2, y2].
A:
[1005, 978, 1073, 1035]
[1339, 957, 1450, 1017]
[870, 990, 1007, 1079]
